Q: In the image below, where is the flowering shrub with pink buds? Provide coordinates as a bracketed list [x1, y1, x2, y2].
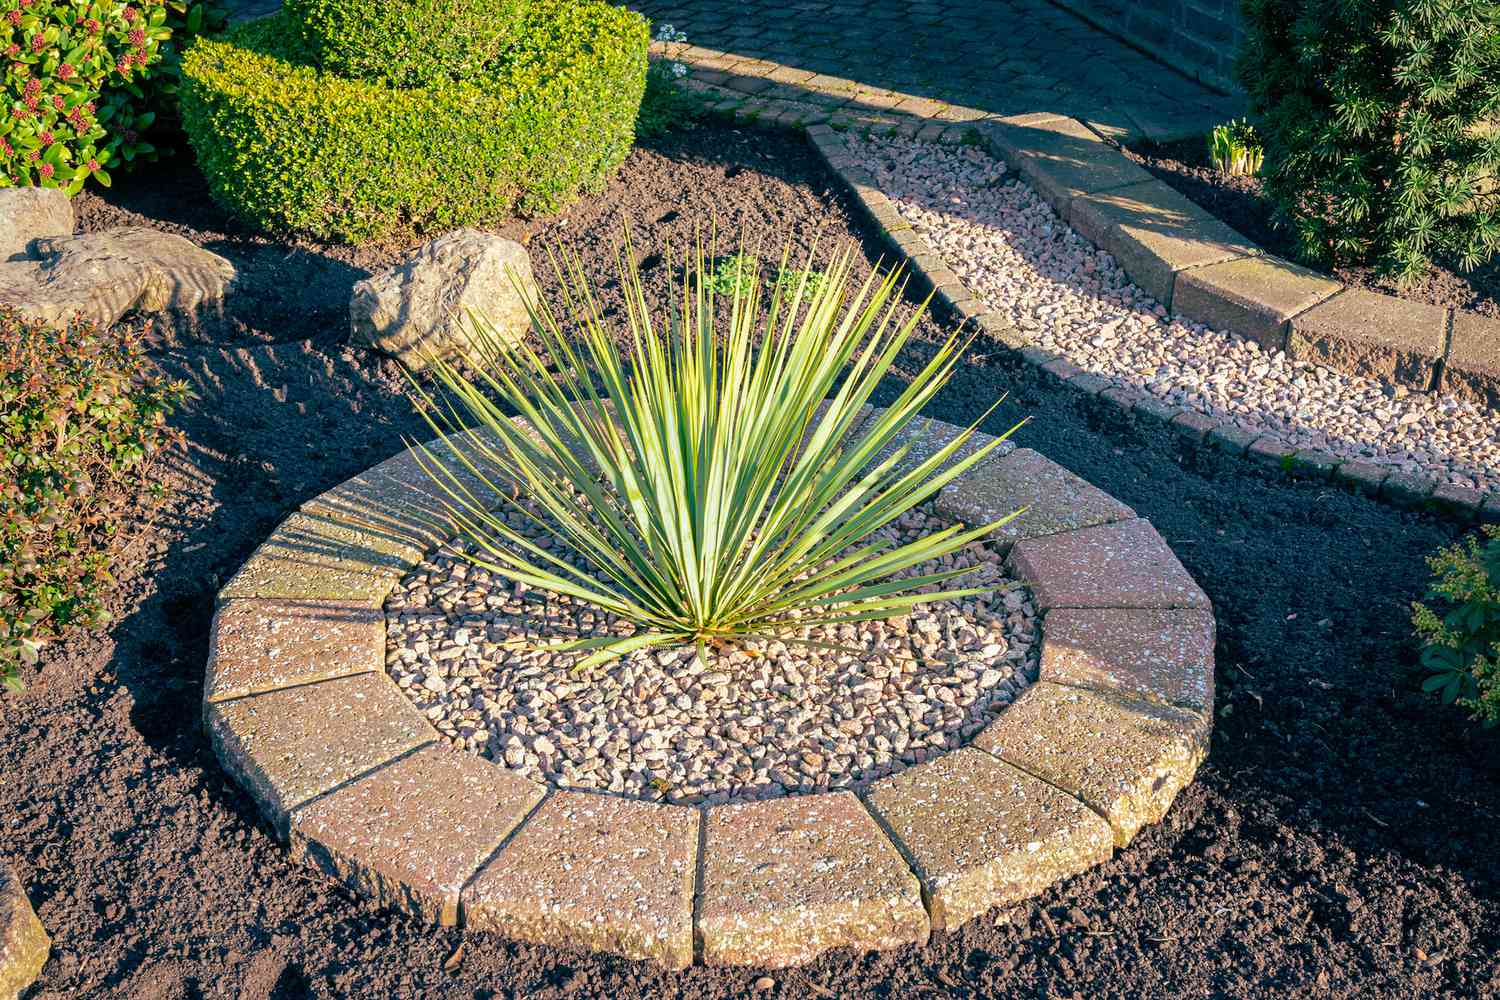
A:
[0, 0, 171, 189]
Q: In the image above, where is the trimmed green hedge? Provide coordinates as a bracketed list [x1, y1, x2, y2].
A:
[282, 0, 531, 87]
[178, 1, 647, 243]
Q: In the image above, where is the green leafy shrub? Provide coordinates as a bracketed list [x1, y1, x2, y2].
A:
[179, 0, 647, 242]
[1, 0, 172, 190]
[125, 0, 226, 152]
[1237, 0, 1500, 281]
[0, 309, 187, 691]
[1412, 525, 1500, 727]
[282, 0, 528, 87]
[413, 242, 1021, 671]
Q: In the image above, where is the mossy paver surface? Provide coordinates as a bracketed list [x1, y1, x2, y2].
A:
[209, 422, 1213, 967]
[975, 682, 1209, 846]
[863, 747, 1113, 932]
[206, 599, 382, 703]
[461, 793, 699, 969]
[291, 745, 545, 926]
[698, 792, 928, 966]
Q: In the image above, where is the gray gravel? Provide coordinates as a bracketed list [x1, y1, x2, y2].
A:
[847, 135, 1500, 494]
[384, 505, 1038, 806]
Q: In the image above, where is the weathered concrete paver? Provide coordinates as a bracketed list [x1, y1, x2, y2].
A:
[863, 747, 1113, 932]
[982, 115, 1153, 216]
[290, 745, 544, 926]
[1287, 289, 1447, 390]
[698, 792, 928, 967]
[205, 599, 382, 704]
[462, 793, 699, 968]
[1067, 180, 1256, 307]
[0, 862, 48, 1000]
[975, 682, 1208, 846]
[1444, 311, 1500, 409]
[1007, 517, 1209, 610]
[217, 510, 428, 605]
[206, 673, 435, 837]
[937, 447, 1135, 552]
[1040, 607, 1216, 712]
[1172, 257, 1342, 352]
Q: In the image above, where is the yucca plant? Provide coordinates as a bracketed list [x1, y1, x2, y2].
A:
[409, 239, 1022, 671]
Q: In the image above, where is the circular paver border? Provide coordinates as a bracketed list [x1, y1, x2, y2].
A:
[204, 413, 1215, 969]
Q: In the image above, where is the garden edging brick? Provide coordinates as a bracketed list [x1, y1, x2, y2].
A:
[206, 417, 1215, 967]
[650, 47, 1498, 523]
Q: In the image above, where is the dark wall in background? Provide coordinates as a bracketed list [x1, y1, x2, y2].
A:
[1051, 0, 1244, 95]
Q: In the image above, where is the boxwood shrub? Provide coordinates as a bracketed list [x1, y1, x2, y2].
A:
[178, 0, 647, 243]
[282, 0, 530, 87]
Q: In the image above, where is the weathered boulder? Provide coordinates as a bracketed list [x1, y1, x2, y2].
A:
[349, 229, 537, 370]
[0, 862, 48, 1000]
[0, 226, 236, 328]
[0, 187, 73, 261]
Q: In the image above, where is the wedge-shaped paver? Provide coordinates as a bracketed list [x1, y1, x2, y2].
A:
[975, 682, 1208, 847]
[462, 793, 698, 969]
[1041, 608, 1216, 712]
[1007, 518, 1209, 610]
[206, 673, 434, 838]
[290, 745, 544, 926]
[698, 792, 928, 967]
[1069, 180, 1256, 307]
[217, 510, 428, 605]
[1287, 289, 1446, 390]
[0, 862, 48, 1000]
[205, 599, 381, 704]
[1173, 257, 1341, 351]
[863, 748, 1112, 932]
[982, 115, 1153, 216]
[937, 448, 1135, 553]
[1445, 310, 1500, 409]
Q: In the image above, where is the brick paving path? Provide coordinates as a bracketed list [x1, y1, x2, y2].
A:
[628, 0, 1240, 140]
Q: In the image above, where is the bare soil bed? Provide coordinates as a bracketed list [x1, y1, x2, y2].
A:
[3, 122, 1498, 999]
[1123, 137, 1500, 319]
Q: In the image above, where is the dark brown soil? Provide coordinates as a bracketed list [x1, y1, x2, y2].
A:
[1123, 137, 1500, 319]
[5, 121, 1500, 1000]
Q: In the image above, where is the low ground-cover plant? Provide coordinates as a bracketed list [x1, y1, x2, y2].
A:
[412, 241, 1021, 671]
[0, 309, 187, 690]
[636, 22, 701, 139]
[1412, 525, 1500, 727]
[702, 252, 828, 297]
[179, 0, 647, 242]
[1238, 0, 1500, 282]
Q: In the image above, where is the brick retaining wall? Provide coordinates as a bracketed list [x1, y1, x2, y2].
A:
[1049, 0, 1244, 95]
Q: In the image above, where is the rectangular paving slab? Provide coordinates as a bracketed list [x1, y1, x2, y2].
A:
[936, 447, 1135, 554]
[862, 747, 1112, 932]
[698, 792, 928, 967]
[1040, 607, 1216, 712]
[1445, 310, 1500, 409]
[1287, 289, 1446, 390]
[1068, 180, 1256, 307]
[1172, 257, 1341, 351]
[290, 745, 545, 926]
[205, 673, 435, 838]
[975, 682, 1208, 847]
[461, 792, 699, 969]
[1006, 518, 1210, 611]
[980, 115, 1153, 216]
[205, 599, 382, 705]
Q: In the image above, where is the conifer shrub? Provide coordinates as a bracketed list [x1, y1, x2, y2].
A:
[1238, 0, 1500, 281]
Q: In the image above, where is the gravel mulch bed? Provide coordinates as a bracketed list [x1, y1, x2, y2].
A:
[385, 506, 1037, 805]
[1124, 137, 1500, 319]
[3, 121, 1497, 999]
[846, 135, 1500, 494]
